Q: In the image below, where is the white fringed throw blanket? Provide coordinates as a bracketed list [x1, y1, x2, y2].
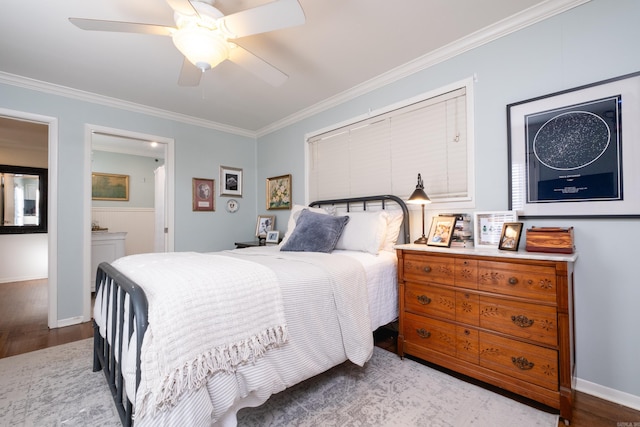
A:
[111, 252, 288, 421]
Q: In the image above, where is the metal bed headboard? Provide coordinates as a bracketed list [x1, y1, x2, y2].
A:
[309, 194, 410, 245]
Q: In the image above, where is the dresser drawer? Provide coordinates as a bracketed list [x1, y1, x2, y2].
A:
[455, 291, 479, 325]
[403, 312, 456, 357]
[403, 253, 454, 285]
[479, 332, 558, 391]
[455, 258, 478, 289]
[479, 297, 557, 346]
[405, 282, 455, 320]
[456, 326, 479, 363]
[478, 261, 557, 302]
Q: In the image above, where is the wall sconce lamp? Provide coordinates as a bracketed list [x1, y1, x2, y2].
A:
[407, 173, 432, 244]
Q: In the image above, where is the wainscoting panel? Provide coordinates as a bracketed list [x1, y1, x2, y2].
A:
[91, 207, 155, 255]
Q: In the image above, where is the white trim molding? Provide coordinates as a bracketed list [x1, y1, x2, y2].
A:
[576, 377, 640, 412]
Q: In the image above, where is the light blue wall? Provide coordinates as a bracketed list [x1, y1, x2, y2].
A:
[257, 0, 640, 402]
[0, 84, 258, 321]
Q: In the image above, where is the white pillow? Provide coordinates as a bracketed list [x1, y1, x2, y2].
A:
[382, 210, 404, 252]
[280, 204, 333, 246]
[335, 211, 389, 254]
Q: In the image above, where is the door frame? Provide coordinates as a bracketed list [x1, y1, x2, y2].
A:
[0, 107, 58, 328]
[82, 124, 175, 321]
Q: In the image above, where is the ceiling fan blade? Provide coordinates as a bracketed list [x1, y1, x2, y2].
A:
[218, 0, 305, 39]
[177, 58, 202, 86]
[166, 0, 199, 17]
[228, 45, 288, 87]
[69, 18, 174, 36]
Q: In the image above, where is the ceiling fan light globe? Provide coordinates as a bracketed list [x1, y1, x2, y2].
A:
[172, 26, 229, 71]
[195, 62, 211, 72]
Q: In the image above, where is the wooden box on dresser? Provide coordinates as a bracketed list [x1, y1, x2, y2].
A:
[395, 244, 577, 424]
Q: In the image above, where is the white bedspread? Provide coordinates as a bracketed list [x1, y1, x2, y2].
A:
[97, 248, 380, 426]
[111, 252, 288, 421]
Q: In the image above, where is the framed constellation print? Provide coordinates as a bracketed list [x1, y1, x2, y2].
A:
[507, 71, 640, 218]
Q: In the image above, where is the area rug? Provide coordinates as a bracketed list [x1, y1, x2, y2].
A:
[0, 339, 559, 426]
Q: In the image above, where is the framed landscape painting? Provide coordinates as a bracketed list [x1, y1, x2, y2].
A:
[92, 173, 129, 201]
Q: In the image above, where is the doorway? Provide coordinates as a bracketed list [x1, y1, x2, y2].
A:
[0, 108, 58, 328]
[82, 125, 174, 321]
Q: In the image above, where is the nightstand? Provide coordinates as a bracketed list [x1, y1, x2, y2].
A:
[235, 240, 262, 248]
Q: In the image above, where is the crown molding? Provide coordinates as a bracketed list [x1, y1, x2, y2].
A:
[0, 72, 257, 139]
[0, 0, 589, 140]
[256, 0, 590, 137]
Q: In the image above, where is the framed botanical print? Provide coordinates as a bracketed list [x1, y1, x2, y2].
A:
[266, 174, 291, 210]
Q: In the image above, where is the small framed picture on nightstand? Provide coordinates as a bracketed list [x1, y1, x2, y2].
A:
[266, 230, 280, 244]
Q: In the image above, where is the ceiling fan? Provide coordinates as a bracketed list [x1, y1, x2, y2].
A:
[69, 0, 305, 87]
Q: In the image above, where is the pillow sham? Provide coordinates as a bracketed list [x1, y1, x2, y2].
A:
[334, 211, 389, 254]
[382, 209, 404, 252]
[280, 204, 333, 246]
[280, 209, 349, 253]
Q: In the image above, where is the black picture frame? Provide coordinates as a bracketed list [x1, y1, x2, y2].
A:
[507, 71, 640, 218]
[498, 222, 523, 251]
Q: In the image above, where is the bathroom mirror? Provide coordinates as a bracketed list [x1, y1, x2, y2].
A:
[0, 165, 48, 234]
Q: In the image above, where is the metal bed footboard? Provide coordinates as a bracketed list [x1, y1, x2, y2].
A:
[93, 262, 148, 427]
[91, 195, 408, 427]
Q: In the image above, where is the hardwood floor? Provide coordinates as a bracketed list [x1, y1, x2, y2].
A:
[0, 279, 93, 359]
[1, 280, 637, 426]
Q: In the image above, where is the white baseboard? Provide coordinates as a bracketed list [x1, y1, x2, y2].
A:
[576, 377, 640, 411]
[55, 315, 84, 329]
[0, 274, 47, 284]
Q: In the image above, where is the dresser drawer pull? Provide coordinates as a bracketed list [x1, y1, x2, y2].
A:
[417, 295, 432, 305]
[423, 266, 432, 273]
[511, 356, 534, 370]
[511, 315, 534, 328]
[508, 277, 519, 285]
[416, 328, 431, 339]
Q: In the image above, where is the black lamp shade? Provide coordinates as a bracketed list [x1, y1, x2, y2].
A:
[407, 173, 431, 244]
[407, 173, 431, 205]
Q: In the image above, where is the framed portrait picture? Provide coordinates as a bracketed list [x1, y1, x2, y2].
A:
[92, 172, 129, 201]
[266, 174, 291, 210]
[192, 178, 214, 211]
[498, 222, 523, 251]
[507, 71, 640, 218]
[265, 230, 280, 244]
[255, 215, 275, 237]
[473, 211, 518, 249]
[426, 215, 457, 247]
[220, 166, 242, 197]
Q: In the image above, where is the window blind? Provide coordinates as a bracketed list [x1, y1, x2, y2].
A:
[308, 85, 471, 203]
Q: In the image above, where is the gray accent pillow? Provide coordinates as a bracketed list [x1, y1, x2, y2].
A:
[280, 209, 350, 253]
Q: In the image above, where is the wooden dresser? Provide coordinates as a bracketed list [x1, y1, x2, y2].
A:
[395, 244, 577, 423]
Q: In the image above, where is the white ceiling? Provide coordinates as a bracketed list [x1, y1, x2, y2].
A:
[0, 0, 585, 135]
